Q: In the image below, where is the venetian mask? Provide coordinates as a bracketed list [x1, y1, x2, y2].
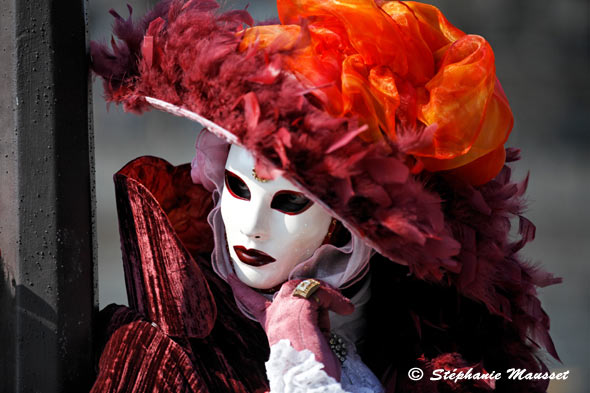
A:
[220, 144, 333, 289]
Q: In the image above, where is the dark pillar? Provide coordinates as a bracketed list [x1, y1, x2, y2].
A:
[0, 0, 96, 391]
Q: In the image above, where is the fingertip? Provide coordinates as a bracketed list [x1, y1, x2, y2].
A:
[332, 295, 355, 315]
[340, 300, 355, 315]
[315, 286, 355, 315]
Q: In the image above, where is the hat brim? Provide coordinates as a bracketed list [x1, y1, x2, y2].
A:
[146, 97, 242, 147]
[145, 95, 408, 267]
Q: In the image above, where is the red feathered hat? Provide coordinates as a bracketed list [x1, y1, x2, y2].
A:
[92, 0, 559, 360]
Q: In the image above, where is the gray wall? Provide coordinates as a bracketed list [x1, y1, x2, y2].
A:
[89, 1, 589, 392]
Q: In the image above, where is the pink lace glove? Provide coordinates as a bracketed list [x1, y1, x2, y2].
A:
[228, 275, 355, 381]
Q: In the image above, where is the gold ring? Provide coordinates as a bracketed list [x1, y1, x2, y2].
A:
[292, 279, 321, 299]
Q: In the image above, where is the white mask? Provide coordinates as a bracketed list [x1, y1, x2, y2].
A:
[220, 144, 333, 289]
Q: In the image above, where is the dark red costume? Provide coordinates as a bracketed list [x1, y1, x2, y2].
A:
[90, 1, 560, 391]
[91, 154, 558, 392]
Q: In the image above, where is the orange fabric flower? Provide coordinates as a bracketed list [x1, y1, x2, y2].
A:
[240, 0, 513, 185]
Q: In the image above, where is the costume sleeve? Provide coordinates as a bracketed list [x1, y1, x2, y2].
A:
[114, 157, 217, 340]
[91, 305, 202, 393]
[265, 339, 383, 393]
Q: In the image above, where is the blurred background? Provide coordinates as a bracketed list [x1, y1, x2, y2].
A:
[89, 1, 589, 392]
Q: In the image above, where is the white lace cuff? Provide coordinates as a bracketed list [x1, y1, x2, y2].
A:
[265, 339, 383, 393]
[266, 339, 348, 393]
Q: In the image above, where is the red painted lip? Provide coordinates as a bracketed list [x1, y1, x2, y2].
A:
[233, 246, 276, 267]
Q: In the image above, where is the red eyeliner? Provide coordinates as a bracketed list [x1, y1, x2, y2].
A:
[225, 170, 250, 201]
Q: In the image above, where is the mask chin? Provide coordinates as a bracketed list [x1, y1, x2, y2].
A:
[232, 261, 293, 290]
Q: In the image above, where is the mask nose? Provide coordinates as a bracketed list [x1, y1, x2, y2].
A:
[239, 198, 270, 241]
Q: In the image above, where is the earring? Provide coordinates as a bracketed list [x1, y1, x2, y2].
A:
[322, 218, 338, 245]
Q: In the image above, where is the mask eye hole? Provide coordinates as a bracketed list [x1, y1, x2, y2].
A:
[271, 191, 313, 215]
[225, 170, 251, 201]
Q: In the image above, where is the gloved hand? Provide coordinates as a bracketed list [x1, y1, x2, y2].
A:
[228, 275, 355, 381]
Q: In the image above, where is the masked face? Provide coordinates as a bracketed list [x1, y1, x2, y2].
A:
[220, 145, 333, 289]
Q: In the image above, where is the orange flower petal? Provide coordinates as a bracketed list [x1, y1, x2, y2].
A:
[418, 35, 496, 159]
[369, 66, 400, 137]
[446, 144, 507, 186]
[402, 1, 464, 52]
[420, 79, 513, 175]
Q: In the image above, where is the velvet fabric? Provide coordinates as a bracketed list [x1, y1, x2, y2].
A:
[93, 311, 205, 392]
[114, 157, 216, 338]
[93, 157, 270, 392]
